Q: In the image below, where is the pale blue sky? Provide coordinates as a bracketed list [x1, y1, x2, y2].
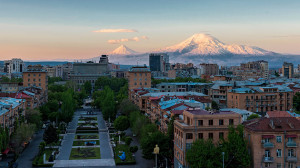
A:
[1, 0, 300, 60]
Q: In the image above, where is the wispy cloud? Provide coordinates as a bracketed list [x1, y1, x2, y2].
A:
[267, 35, 300, 38]
[93, 29, 137, 33]
[108, 36, 149, 44]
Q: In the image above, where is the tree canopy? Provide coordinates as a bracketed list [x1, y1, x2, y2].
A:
[114, 116, 130, 131]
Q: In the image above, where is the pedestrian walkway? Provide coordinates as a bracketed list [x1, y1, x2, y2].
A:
[15, 130, 44, 168]
[54, 108, 116, 167]
[53, 159, 115, 167]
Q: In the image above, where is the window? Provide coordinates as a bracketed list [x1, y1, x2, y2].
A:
[219, 119, 224, 126]
[265, 163, 271, 167]
[198, 133, 203, 139]
[39, 79, 41, 82]
[140, 82, 142, 85]
[28, 79, 30, 82]
[39, 83, 41, 86]
[145, 82, 147, 85]
[276, 149, 282, 157]
[209, 133, 213, 139]
[33, 78, 36, 81]
[186, 143, 192, 150]
[229, 119, 234, 125]
[39, 73, 41, 76]
[277, 163, 282, 168]
[219, 132, 224, 139]
[33, 74, 36, 76]
[186, 133, 193, 139]
[288, 149, 295, 157]
[134, 82, 137, 85]
[276, 136, 282, 143]
[209, 120, 213, 126]
[198, 120, 203, 126]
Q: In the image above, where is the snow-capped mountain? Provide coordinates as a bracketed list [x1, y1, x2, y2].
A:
[108, 45, 138, 55]
[158, 33, 274, 56]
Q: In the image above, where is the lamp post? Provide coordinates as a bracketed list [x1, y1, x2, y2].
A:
[222, 152, 225, 168]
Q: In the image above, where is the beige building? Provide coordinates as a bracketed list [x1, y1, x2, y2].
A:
[199, 63, 219, 76]
[227, 86, 293, 115]
[174, 109, 241, 168]
[232, 60, 269, 80]
[127, 66, 151, 90]
[23, 65, 48, 91]
[244, 117, 300, 168]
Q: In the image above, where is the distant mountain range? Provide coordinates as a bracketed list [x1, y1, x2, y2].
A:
[85, 33, 299, 67]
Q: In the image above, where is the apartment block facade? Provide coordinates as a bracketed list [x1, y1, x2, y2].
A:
[23, 65, 48, 91]
[227, 86, 293, 115]
[174, 109, 241, 168]
[127, 66, 151, 90]
[244, 117, 300, 168]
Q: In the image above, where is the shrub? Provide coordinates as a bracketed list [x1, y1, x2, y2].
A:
[130, 146, 138, 153]
[125, 137, 133, 146]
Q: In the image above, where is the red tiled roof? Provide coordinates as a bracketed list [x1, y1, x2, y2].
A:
[16, 92, 31, 99]
[244, 117, 300, 132]
[267, 111, 292, 118]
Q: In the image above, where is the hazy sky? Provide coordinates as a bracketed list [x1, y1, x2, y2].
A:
[1, 0, 300, 60]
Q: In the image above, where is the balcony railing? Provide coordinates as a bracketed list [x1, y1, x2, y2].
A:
[286, 141, 297, 148]
[286, 156, 297, 162]
[263, 142, 274, 148]
[262, 157, 274, 162]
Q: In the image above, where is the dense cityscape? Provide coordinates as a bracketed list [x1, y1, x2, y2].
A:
[1, 1, 300, 168]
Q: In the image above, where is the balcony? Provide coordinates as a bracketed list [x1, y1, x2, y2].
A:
[263, 142, 274, 148]
[262, 157, 274, 163]
[286, 156, 297, 162]
[286, 141, 297, 147]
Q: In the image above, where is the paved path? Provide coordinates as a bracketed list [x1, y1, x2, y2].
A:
[53, 159, 115, 167]
[54, 108, 115, 167]
[117, 129, 154, 168]
[15, 130, 44, 168]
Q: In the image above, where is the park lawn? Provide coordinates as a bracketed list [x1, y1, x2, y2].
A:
[73, 140, 100, 146]
[114, 144, 136, 165]
[75, 134, 99, 139]
[78, 117, 97, 121]
[69, 147, 101, 160]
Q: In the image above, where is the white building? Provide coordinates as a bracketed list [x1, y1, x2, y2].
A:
[4, 58, 25, 74]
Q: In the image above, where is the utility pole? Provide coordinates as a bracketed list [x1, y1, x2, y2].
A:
[222, 152, 225, 168]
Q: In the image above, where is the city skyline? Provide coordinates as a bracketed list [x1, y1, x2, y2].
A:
[1, 0, 300, 60]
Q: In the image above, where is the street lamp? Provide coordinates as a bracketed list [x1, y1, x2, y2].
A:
[222, 152, 225, 168]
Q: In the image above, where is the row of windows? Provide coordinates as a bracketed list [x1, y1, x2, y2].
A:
[134, 82, 147, 86]
[28, 73, 42, 77]
[134, 78, 148, 81]
[28, 78, 41, 82]
[186, 132, 224, 140]
[134, 73, 147, 77]
[197, 119, 234, 126]
[28, 83, 42, 86]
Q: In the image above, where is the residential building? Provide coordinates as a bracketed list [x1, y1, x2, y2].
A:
[220, 108, 259, 122]
[127, 66, 151, 90]
[0, 82, 23, 92]
[232, 60, 269, 80]
[46, 66, 56, 77]
[244, 117, 300, 168]
[174, 109, 241, 168]
[4, 58, 25, 74]
[156, 82, 212, 94]
[149, 53, 170, 76]
[227, 86, 293, 115]
[199, 63, 219, 76]
[168, 63, 200, 78]
[0, 97, 26, 134]
[23, 65, 48, 91]
[282, 62, 294, 79]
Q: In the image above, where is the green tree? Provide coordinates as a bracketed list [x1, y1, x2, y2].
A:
[186, 139, 222, 168]
[274, 71, 280, 77]
[247, 113, 260, 120]
[140, 131, 170, 159]
[212, 101, 220, 110]
[83, 81, 92, 94]
[294, 93, 300, 113]
[25, 108, 42, 128]
[118, 99, 139, 116]
[11, 123, 36, 154]
[101, 87, 116, 120]
[60, 90, 75, 122]
[114, 116, 130, 131]
[43, 125, 59, 145]
[221, 125, 250, 168]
